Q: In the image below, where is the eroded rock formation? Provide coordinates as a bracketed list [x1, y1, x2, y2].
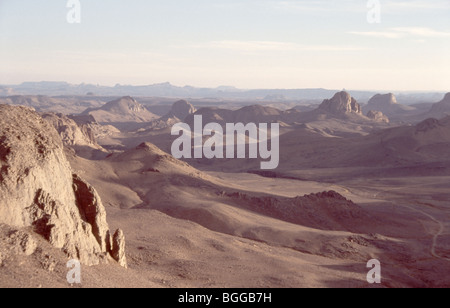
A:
[0, 105, 126, 267]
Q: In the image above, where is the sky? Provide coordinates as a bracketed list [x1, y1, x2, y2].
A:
[0, 0, 449, 91]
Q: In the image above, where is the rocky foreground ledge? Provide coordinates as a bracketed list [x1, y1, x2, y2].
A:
[0, 104, 126, 268]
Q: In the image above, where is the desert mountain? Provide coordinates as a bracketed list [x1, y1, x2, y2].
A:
[364, 93, 415, 118]
[234, 105, 284, 123]
[166, 100, 197, 121]
[0, 86, 13, 96]
[336, 115, 450, 168]
[0, 95, 105, 114]
[185, 105, 287, 127]
[280, 115, 450, 171]
[280, 92, 389, 137]
[83, 96, 159, 125]
[138, 100, 198, 132]
[424, 93, 450, 120]
[0, 104, 126, 267]
[378, 116, 450, 159]
[318, 91, 362, 115]
[108, 142, 205, 178]
[185, 107, 234, 126]
[294, 91, 372, 124]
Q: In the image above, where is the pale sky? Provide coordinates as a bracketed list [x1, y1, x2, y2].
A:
[0, 0, 449, 91]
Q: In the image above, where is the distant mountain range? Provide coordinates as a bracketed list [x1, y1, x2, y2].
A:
[0, 81, 446, 104]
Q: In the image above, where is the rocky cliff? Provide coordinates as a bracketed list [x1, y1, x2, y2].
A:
[428, 93, 450, 119]
[318, 91, 362, 115]
[42, 113, 98, 148]
[0, 105, 126, 267]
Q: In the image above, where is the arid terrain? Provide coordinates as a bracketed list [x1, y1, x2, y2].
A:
[1, 90, 450, 288]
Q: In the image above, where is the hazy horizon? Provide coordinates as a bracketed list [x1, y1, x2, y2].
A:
[2, 80, 448, 95]
[1, 0, 450, 91]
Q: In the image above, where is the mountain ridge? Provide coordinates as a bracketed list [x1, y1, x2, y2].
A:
[3, 81, 446, 103]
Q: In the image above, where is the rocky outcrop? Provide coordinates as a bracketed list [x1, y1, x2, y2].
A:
[168, 100, 196, 121]
[111, 229, 127, 269]
[428, 93, 450, 118]
[318, 92, 362, 115]
[42, 113, 98, 148]
[4, 229, 37, 256]
[367, 110, 389, 123]
[0, 105, 126, 267]
[68, 114, 120, 141]
[42, 113, 108, 159]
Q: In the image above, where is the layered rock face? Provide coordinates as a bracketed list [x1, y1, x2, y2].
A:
[0, 105, 126, 267]
[318, 91, 362, 115]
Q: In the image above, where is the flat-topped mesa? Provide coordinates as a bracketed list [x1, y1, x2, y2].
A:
[318, 91, 362, 115]
[0, 104, 126, 267]
[365, 93, 416, 117]
[368, 93, 398, 106]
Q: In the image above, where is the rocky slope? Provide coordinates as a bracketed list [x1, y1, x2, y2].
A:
[307, 115, 450, 168]
[0, 104, 126, 267]
[42, 113, 98, 147]
[425, 93, 450, 119]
